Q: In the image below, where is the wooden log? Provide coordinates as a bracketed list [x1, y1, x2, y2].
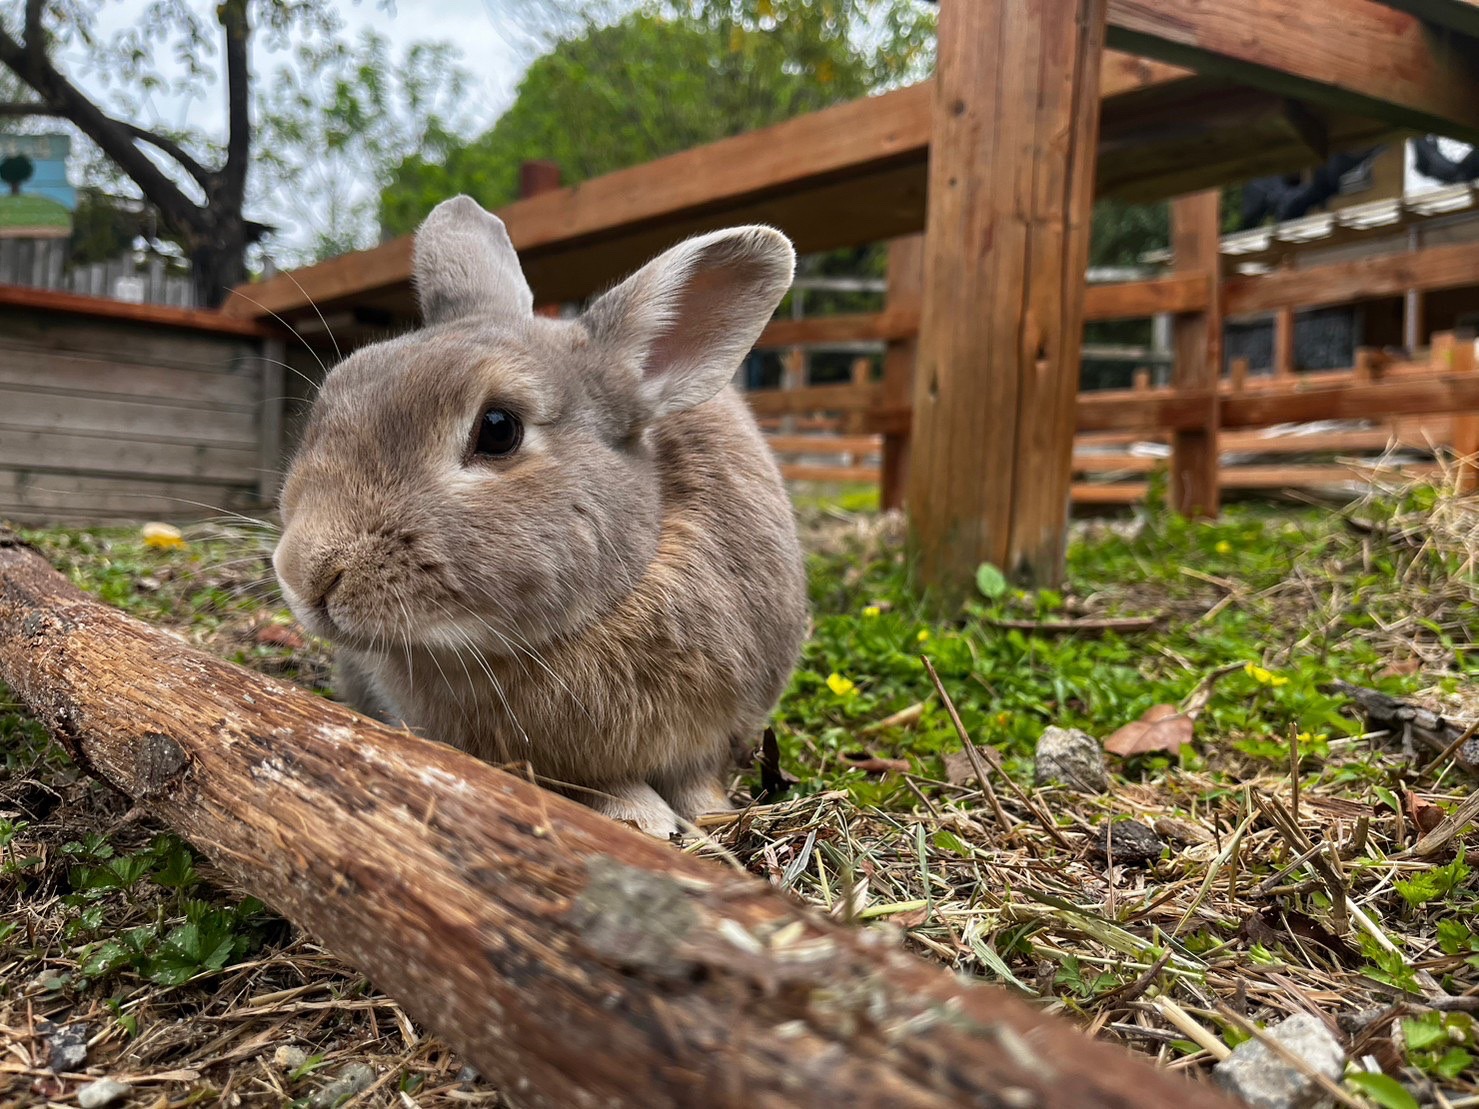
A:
[882, 236, 923, 511]
[909, 0, 1108, 593]
[0, 536, 1238, 1109]
[1169, 191, 1222, 517]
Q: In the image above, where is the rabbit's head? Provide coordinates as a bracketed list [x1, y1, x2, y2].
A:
[273, 196, 794, 656]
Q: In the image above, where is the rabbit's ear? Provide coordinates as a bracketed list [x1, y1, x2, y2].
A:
[413, 196, 533, 325]
[584, 226, 795, 421]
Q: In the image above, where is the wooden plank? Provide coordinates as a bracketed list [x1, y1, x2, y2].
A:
[881, 235, 923, 511]
[1221, 372, 1479, 426]
[0, 428, 257, 485]
[0, 305, 260, 372]
[1106, 0, 1479, 140]
[0, 471, 260, 523]
[1274, 307, 1296, 377]
[1072, 482, 1149, 504]
[1381, 0, 1479, 36]
[1224, 240, 1479, 315]
[757, 308, 919, 348]
[1075, 388, 1218, 432]
[766, 435, 881, 456]
[1083, 273, 1210, 320]
[780, 463, 882, 484]
[1170, 191, 1222, 517]
[744, 382, 881, 416]
[1437, 334, 1479, 492]
[908, 0, 1108, 591]
[0, 281, 276, 338]
[0, 386, 258, 448]
[0, 348, 258, 409]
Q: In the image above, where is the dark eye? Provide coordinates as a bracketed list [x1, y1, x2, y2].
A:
[473, 408, 523, 458]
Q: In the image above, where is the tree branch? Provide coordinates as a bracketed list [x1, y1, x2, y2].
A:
[0, 102, 214, 190]
[0, 100, 58, 115]
[0, 17, 210, 236]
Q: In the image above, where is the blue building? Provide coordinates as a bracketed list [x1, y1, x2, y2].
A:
[0, 133, 76, 210]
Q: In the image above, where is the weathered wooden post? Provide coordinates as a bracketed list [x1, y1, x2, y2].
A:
[881, 235, 922, 511]
[908, 0, 1108, 595]
[519, 160, 563, 319]
[1170, 191, 1223, 517]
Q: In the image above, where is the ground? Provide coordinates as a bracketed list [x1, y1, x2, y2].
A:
[5, 480, 1479, 1107]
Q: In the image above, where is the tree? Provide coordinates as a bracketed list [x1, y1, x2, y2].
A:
[0, 151, 29, 193]
[379, 0, 934, 236]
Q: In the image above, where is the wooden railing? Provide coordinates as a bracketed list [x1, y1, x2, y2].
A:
[747, 233, 1479, 509]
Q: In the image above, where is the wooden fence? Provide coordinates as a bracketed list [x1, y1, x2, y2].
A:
[750, 229, 1479, 510]
[0, 238, 199, 306]
[0, 285, 289, 524]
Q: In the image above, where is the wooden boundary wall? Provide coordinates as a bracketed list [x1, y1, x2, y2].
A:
[0, 284, 294, 525]
[750, 226, 1479, 511]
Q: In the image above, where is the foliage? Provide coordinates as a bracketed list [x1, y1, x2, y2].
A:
[0, 151, 31, 192]
[379, 0, 935, 235]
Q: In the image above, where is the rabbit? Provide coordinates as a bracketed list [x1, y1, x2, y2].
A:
[272, 195, 809, 838]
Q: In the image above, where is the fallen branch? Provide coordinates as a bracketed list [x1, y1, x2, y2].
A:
[0, 537, 1237, 1107]
[1332, 680, 1479, 778]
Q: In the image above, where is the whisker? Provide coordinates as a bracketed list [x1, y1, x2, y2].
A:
[278, 267, 344, 365]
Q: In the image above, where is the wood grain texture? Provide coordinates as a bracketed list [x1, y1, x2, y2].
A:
[909, 0, 1108, 592]
[0, 281, 276, 337]
[882, 236, 923, 511]
[1382, 0, 1479, 35]
[1106, 0, 1479, 140]
[1224, 240, 1479, 316]
[1169, 192, 1223, 517]
[0, 538, 1239, 1109]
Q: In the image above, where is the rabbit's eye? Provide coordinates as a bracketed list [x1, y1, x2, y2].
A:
[473, 407, 523, 458]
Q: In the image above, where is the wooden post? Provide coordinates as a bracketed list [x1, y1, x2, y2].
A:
[0, 538, 1239, 1109]
[1440, 332, 1479, 493]
[1230, 356, 1249, 393]
[881, 235, 922, 511]
[908, 0, 1108, 593]
[1274, 306, 1296, 378]
[256, 337, 287, 506]
[520, 160, 564, 318]
[1170, 191, 1222, 517]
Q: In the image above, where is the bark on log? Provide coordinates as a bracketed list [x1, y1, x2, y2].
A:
[0, 536, 1237, 1109]
[1333, 680, 1479, 776]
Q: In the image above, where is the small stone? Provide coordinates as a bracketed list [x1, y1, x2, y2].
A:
[38, 1019, 88, 1072]
[1033, 726, 1108, 791]
[1089, 820, 1165, 867]
[1214, 1013, 1345, 1109]
[77, 1078, 132, 1108]
[273, 1044, 308, 1070]
[308, 1063, 376, 1108]
[456, 1065, 481, 1084]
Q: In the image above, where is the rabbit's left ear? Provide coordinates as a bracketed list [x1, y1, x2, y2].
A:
[413, 196, 533, 325]
[582, 226, 795, 421]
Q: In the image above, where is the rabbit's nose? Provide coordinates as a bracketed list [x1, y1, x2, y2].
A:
[301, 560, 347, 611]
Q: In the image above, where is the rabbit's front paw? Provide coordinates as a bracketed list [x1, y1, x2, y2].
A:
[591, 782, 681, 838]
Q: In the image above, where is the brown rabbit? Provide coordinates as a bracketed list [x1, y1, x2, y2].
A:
[273, 196, 808, 836]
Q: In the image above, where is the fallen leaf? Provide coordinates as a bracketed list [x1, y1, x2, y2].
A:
[1153, 816, 1213, 845]
[255, 623, 306, 650]
[752, 727, 796, 802]
[943, 746, 998, 786]
[1239, 906, 1358, 965]
[1104, 704, 1195, 756]
[861, 701, 926, 734]
[1379, 657, 1423, 679]
[1403, 789, 1444, 835]
[842, 750, 910, 775]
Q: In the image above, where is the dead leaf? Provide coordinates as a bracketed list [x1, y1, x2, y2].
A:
[255, 623, 306, 650]
[943, 746, 995, 785]
[1403, 789, 1444, 835]
[1104, 704, 1195, 756]
[753, 728, 796, 802]
[1154, 816, 1213, 845]
[1239, 907, 1358, 966]
[842, 750, 910, 775]
[1378, 657, 1423, 679]
[861, 701, 926, 734]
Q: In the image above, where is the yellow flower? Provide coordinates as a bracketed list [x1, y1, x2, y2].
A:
[1244, 662, 1289, 687]
[996, 711, 1011, 726]
[916, 629, 931, 643]
[1215, 540, 1232, 554]
[826, 672, 856, 697]
[863, 606, 881, 618]
[141, 522, 187, 550]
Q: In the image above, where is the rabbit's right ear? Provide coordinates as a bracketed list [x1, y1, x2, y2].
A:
[413, 196, 533, 325]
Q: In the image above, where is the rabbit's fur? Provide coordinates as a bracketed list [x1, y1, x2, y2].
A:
[273, 196, 808, 836]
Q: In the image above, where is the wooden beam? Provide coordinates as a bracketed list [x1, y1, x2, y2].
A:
[1106, 0, 1479, 141]
[757, 308, 919, 348]
[1225, 240, 1479, 316]
[744, 382, 881, 416]
[767, 434, 880, 456]
[1076, 388, 1219, 432]
[1169, 191, 1223, 517]
[909, 0, 1108, 592]
[1221, 371, 1479, 425]
[0, 537, 1243, 1109]
[882, 236, 923, 511]
[780, 463, 881, 484]
[1083, 273, 1211, 320]
[0, 281, 276, 338]
[1381, 0, 1479, 36]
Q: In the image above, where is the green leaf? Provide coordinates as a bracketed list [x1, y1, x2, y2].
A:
[1403, 1013, 1447, 1051]
[1346, 1072, 1419, 1109]
[975, 563, 1008, 600]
